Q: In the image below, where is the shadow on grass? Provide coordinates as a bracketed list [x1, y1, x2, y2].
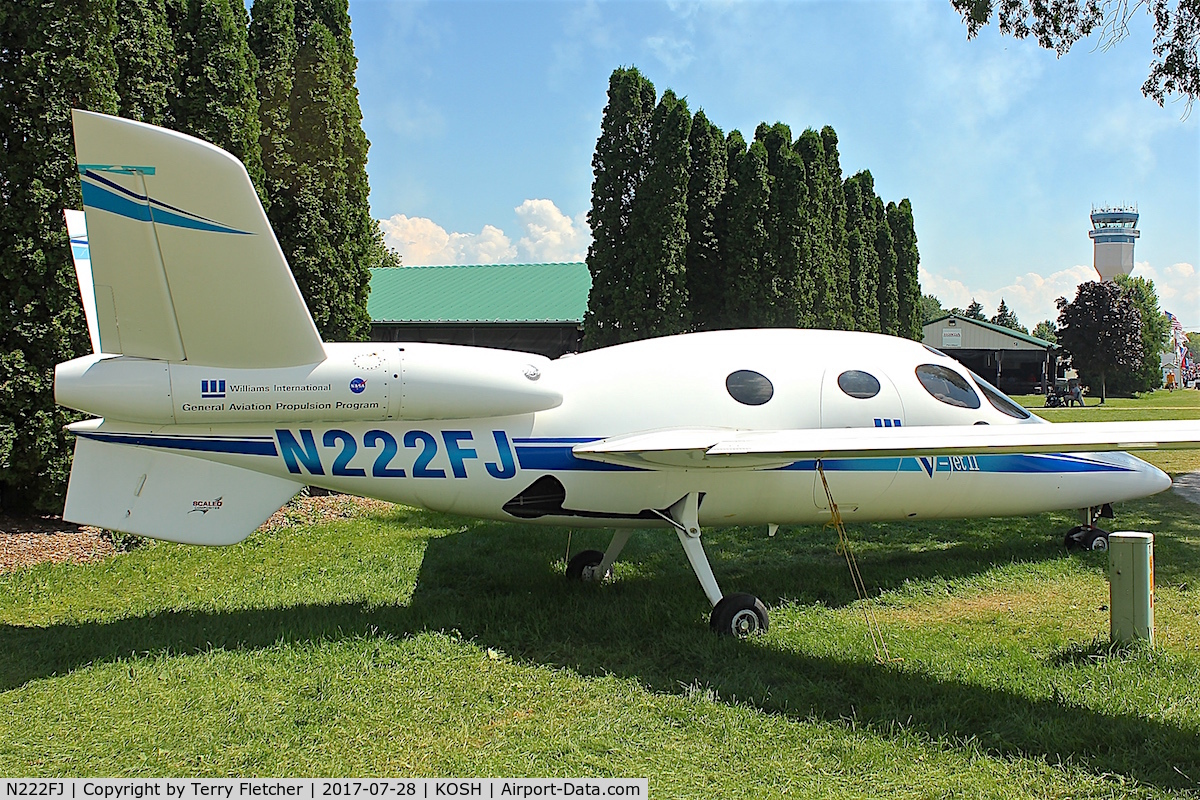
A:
[3, 506, 1200, 791]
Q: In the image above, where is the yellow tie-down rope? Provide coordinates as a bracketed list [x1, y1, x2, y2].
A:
[817, 460, 893, 664]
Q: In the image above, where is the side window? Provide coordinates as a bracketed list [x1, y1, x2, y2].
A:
[837, 370, 881, 399]
[726, 370, 774, 406]
[915, 364, 981, 409]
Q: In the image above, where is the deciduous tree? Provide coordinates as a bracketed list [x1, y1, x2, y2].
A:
[1111, 274, 1170, 394]
[951, 0, 1199, 110]
[1032, 319, 1058, 343]
[1056, 280, 1143, 403]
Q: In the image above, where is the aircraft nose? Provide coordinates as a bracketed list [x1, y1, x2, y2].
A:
[1140, 459, 1172, 496]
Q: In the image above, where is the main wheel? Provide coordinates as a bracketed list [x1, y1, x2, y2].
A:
[1082, 528, 1110, 552]
[565, 549, 606, 581]
[709, 593, 769, 637]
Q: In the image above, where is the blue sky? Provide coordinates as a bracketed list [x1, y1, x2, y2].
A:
[348, 0, 1199, 329]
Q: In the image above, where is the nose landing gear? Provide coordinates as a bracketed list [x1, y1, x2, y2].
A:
[1063, 504, 1114, 551]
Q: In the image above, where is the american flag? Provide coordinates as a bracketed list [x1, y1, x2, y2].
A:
[1167, 312, 1190, 371]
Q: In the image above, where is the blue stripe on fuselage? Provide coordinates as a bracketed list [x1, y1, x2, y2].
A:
[77, 431, 278, 457]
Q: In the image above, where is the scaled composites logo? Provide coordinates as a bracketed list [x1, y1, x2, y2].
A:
[201, 379, 226, 398]
[189, 496, 224, 515]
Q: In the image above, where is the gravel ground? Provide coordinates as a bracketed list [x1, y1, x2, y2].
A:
[0, 515, 114, 572]
[0, 494, 394, 573]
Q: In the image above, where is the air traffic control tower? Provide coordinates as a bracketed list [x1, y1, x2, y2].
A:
[1089, 205, 1139, 281]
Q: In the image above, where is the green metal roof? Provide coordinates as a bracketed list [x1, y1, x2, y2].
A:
[925, 314, 1057, 349]
[368, 262, 591, 324]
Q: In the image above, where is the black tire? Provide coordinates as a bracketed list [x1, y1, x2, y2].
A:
[709, 593, 769, 637]
[1082, 528, 1110, 552]
[565, 549, 606, 581]
[1063, 524, 1089, 550]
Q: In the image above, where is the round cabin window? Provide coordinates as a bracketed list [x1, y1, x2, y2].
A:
[837, 370, 881, 399]
[726, 370, 774, 406]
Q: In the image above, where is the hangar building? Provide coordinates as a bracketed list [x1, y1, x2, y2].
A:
[922, 314, 1058, 395]
[367, 262, 591, 358]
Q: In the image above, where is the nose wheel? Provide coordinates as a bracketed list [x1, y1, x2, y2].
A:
[1064, 505, 1113, 552]
[1064, 525, 1110, 552]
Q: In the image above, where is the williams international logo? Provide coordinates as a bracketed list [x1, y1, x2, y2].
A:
[201, 379, 226, 398]
[349, 377, 367, 394]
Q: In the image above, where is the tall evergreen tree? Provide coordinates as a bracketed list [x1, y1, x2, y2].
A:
[756, 123, 809, 328]
[0, 0, 119, 511]
[874, 195, 899, 334]
[717, 137, 772, 328]
[990, 298, 1026, 332]
[685, 110, 728, 332]
[113, 0, 176, 125]
[843, 170, 881, 333]
[820, 126, 853, 329]
[250, 0, 394, 341]
[584, 67, 656, 348]
[623, 89, 692, 338]
[794, 129, 848, 330]
[888, 198, 923, 340]
[171, 0, 266, 201]
[964, 299, 986, 320]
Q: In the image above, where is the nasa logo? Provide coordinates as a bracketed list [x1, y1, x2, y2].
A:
[349, 377, 367, 394]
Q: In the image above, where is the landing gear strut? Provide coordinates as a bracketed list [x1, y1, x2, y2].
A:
[566, 530, 632, 582]
[659, 492, 769, 637]
[1063, 505, 1113, 552]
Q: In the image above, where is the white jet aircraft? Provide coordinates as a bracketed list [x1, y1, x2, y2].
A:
[55, 111, 1200, 636]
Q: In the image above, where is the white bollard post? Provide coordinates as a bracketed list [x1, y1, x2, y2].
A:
[1109, 532, 1154, 645]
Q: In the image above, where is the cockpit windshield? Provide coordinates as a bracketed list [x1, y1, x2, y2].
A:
[968, 370, 1032, 419]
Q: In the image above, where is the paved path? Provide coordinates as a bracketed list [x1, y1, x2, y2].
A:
[1173, 472, 1200, 506]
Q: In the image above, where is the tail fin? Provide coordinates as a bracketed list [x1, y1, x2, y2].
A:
[63, 209, 102, 354]
[64, 428, 304, 545]
[71, 109, 325, 368]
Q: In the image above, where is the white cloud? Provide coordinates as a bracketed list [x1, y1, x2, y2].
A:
[379, 214, 516, 265]
[920, 259, 1200, 331]
[378, 199, 591, 267]
[514, 199, 590, 262]
[919, 264, 1096, 328]
[1133, 261, 1200, 328]
[645, 34, 695, 73]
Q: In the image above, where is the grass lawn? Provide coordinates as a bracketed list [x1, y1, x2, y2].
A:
[1, 398, 1198, 796]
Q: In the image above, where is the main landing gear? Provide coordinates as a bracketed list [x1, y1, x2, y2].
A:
[1063, 504, 1114, 552]
[565, 492, 769, 637]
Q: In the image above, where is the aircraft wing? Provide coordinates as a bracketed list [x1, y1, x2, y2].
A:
[572, 420, 1200, 470]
